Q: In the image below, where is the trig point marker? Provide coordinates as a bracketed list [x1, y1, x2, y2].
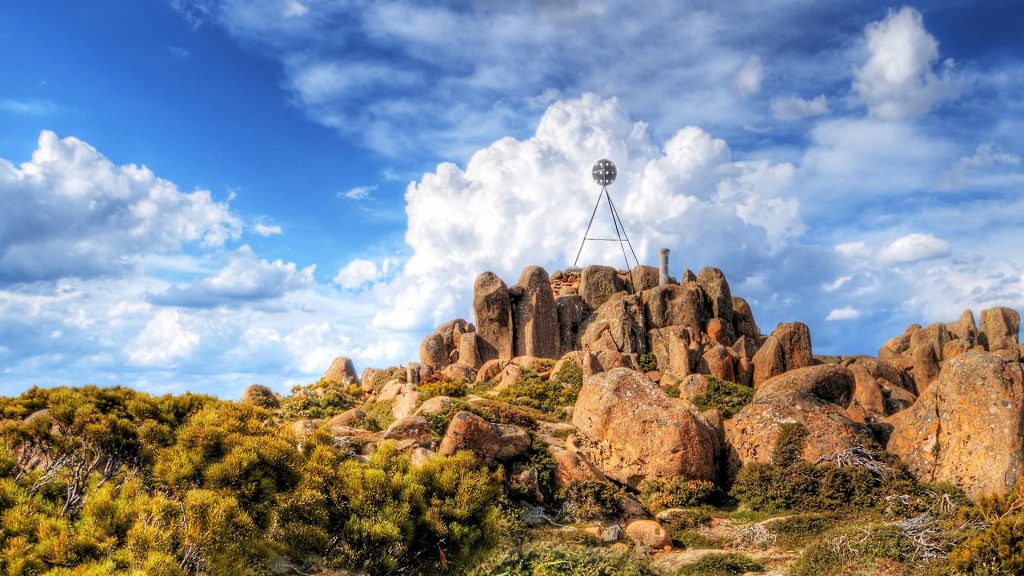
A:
[573, 159, 641, 293]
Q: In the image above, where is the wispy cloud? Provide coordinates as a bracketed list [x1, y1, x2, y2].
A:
[0, 99, 63, 115]
[340, 185, 376, 200]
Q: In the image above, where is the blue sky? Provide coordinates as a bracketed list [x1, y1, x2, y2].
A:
[1, 1, 1023, 398]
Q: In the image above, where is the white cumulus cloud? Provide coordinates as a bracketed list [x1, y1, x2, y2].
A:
[373, 93, 804, 332]
[334, 258, 383, 290]
[877, 233, 951, 265]
[853, 7, 957, 121]
[0, 131, 241, 283]
[826, 306, 861, 321]
[125, 309, 200, 365]
[734, 55, 764, 96]
[771, 95, 829, 121]
[252, 222, 282, 236]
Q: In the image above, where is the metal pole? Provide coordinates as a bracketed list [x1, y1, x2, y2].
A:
[606, 193, 641, 270]
[573, 187, 606, 268]
[606, 187, 635, 295]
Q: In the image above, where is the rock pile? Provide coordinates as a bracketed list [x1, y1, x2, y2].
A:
[312, 264, 1024, 558]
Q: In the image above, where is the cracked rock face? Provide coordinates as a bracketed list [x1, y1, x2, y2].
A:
[886, 352, 1024, 498]
[570, 368, 718, 488]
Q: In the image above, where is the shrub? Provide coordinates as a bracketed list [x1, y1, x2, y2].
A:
[639, 478, 718, 512]
[418, 376, 469, 399]
[471, 541, 655, 576]
[789, 525, 908, 576]
[370, 367, 406, 392]
[497, 370, 578, 419]
[691, 376, 753, 418]
[638, 353, 658, 373]
[772, 422, 808, 467]
[364, 399, 396, 430]
[672, 552, 762, 576]
[558, 481, 623, 523]
[658, 508, 712, 533]
[769, 512, 845, 549]
[551, 360, 584, 393]
[731, 461, 819, 512]
[949, 480, 1024, 574]
[281, 379, 362, 419]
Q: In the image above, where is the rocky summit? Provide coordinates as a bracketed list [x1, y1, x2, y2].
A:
[6, 263, 1024, 575]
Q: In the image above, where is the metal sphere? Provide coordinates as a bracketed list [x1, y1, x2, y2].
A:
[592, 159, 617, 186]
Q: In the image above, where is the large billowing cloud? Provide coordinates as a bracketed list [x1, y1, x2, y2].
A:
[853, 7, 957, 121]
[0, 131, 241, 284]
[371, 93, 818, 334]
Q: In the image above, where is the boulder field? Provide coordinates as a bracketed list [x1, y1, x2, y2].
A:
[280, 263, 1024, 555]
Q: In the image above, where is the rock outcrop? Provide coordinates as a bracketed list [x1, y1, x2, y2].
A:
[579, 265, 623, 311]
[728, 365, 870, 474]
[887, 352, 1024, 498]
[473, 272, 514, 362]
[581, 293, 647, 357]
[512, 266, 560, 359]
[419, 319, 475, 374]
[322, 357, 359, 385]
[751, 322, 813, 386]
[438, 411, 532, 464]
[571, 368, 718, 488]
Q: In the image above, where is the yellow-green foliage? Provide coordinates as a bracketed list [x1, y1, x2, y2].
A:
[637, 353, 658, 372]
[364, 398, 397, 430]
[949, 481, 1024, 574]
[690, 376, 754, 418]
[471, 540, 655, 576]
[281, 379, 363, 419]
[497, 369, 578, 420]
[639, 478, 718, 512]
[370, 367, 406, 392]
[557, 480, 625, 523]
[0, 385, 506, 576]
[788, 524, 908, 576]
[672, 552, 762, 576]
[418, 375, 470, 399]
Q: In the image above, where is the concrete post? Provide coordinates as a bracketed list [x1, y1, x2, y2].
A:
[659, 248, 670, 286]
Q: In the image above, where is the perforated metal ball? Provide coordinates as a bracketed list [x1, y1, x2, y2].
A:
[592, 159, 617, 186]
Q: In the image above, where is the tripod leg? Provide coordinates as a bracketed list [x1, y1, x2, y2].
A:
[573, 187, 606, 267]
[607, 193, 642, 271]
[606, 188, 635, 295]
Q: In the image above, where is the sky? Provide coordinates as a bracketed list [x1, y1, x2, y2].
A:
[1, 1, 1023, 398]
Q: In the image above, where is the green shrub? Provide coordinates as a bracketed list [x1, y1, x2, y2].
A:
[731, 461, 818, 512]
[418, 376, 469, 399]
[551, 360, 584, 393]
[658, 508, 712, 534]
[772, 422, 808, 467]
[639, 478, 718, 512]
[789, 525, 908, 576]
[638, 353, 658, 373]
[363, 398, 396, 430]
[672, 552, 762, 576]
[497, 370, 578, 420]
[558, 481, 623, 522]
[370, 367, 406, 392]
[769, 512, 845, 549]
[949, 481, 1024, 574]
[691, 376, 753, 418]
[472, 541, 655, 576]
[281, 379, 362, 419]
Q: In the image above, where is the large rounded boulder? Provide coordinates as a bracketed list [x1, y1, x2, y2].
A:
[571, 368, 718, 488]
[728, 365, 871, 475]
[887, 352, 1024, 498]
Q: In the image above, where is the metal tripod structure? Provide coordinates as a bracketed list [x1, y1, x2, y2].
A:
[573, 159, 642, 294]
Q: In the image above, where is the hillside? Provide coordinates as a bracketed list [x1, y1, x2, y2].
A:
[2, 263, 1024, 575]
